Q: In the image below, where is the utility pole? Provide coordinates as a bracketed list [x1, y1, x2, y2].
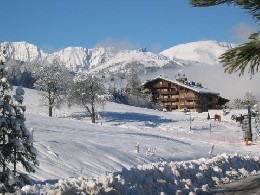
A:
[189, 109, 192, 131]
[248, 105, 253, 141]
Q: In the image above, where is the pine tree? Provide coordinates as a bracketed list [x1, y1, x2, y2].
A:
[125, 61, 142, 106]
[189, 0, 260, 75]
[124, 61, 152, 107]
[0, 49, 37, 192]
[125, 61, 142, 96]
[189, 0, 260, 21]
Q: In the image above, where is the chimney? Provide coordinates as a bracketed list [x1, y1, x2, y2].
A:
[176, 74, 187, 83]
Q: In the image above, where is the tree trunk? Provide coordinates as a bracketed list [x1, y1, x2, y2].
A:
[90, 112, 95, 123]
[48, 90, 53, 117]
[2, 133, 5, 178]
[91, 101, 95, 123]
[49, 106, 53, 117]
[14, 147, 16, 177]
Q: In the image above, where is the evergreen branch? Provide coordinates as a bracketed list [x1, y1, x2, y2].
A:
[189, 0, 260, 21]
[220, 39, 260, 75]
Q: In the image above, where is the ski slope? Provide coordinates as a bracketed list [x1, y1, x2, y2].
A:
[14, 88, 260, 193]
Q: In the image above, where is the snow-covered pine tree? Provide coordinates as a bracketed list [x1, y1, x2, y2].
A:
[124, 61, 154, 108]
[125, 61, 142, 97]
[0, 48, 12, 192]
[0, 49, 37, 192]
[11, 86, 38, 185]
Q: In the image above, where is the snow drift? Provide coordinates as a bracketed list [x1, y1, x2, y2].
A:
[21, 153, 259, 194]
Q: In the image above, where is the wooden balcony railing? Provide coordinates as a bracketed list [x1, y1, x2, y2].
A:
[160, 91, 178, 95]
[159, 98, 179, 102]
[185, 101, 196, 105]
[186, 97, 199, 101]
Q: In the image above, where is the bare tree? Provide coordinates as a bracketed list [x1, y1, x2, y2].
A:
[68, 73, 106, 123]
[228, 98, 244, 109]
[32, 58, 71, 117]
[255, 102, 260, 126]
[228, 92, 258, 109]
[243, 92, 258, 107]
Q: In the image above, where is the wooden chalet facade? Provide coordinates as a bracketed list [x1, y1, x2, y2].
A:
[142, 75, 228, 112]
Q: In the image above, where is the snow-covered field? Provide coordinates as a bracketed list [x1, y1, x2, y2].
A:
[16, 88, 260, 194]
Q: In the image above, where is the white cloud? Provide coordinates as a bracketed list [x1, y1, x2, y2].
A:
[230, 23, 257, 43]
[182, 65, 260, 99]
[145, 65, 260, 100]
[95, 38, 140, 53]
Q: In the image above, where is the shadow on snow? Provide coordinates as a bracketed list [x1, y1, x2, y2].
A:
[102, 111, 176, 125]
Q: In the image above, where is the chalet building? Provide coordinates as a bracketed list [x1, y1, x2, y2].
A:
[142, 74, 229, 112]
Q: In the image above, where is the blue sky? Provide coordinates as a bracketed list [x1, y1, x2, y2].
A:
[1, 0, 257, 53]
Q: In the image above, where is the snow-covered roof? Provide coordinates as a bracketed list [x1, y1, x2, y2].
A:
[142, 75, 220, 95]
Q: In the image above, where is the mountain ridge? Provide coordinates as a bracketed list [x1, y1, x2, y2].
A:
[160, 40, 234, 66]
[0, 40, 233, 73]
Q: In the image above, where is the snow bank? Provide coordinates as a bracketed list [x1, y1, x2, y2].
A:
[21, 153, 259, 194]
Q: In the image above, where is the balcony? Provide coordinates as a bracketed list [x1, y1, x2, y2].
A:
[160, 91, 178, 95]
[159, 98, 179, 102]
[185, 101, 197, 105]
[186, 97, 199, 101]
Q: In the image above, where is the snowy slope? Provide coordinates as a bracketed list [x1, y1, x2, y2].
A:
[19, 87, 260, 183]
[160, 40, 234, 66]
[6, 87, 257, 194]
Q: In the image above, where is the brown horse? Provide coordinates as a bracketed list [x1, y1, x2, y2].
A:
[214, 114, 221, 122]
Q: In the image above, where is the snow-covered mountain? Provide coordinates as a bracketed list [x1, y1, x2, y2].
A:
[0, 40, 233, 73]
[86, 47, 186, 75]
[160, 40, 234, 66]
[48, 47, 90, 71]
[0, 41, 47, 62]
